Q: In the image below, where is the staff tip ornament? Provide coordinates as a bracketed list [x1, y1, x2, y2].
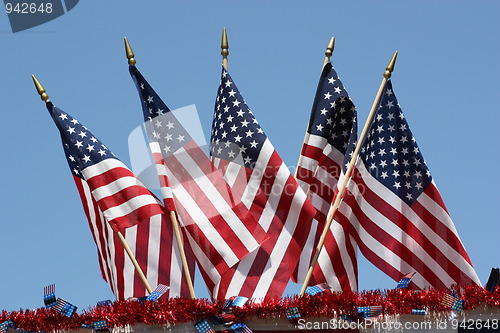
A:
[325, 37, 335, 59]
[221, 27, 229, 70]
[31, 74, 49, 102]
[384, 51, 398, 79]
[124, 37, 136, 65]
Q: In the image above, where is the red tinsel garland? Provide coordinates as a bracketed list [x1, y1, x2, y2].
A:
[0, 285, 498, 332]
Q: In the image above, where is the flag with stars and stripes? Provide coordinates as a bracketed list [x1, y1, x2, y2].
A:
[129, 66, 267, 295]
[337, 80, 480, 289]
[293, 62, 358, 293]
[210, 67, 316, 300]
[46, 102, 191, 299]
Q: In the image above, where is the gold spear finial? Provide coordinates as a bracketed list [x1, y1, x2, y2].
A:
[325, 37, 335, 59]
[31, 74, 49, 102]
[384, 51, 398, 79]
[323, 37, 335, 66]
[124, 37, 136, 65]
[221, 27, 229, 70]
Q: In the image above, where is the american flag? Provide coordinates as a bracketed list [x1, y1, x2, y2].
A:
[357, 305, 383, 318]
[194, 319, 215, 333]
[53, 298, 78, 317]
[129, 66, 267, 294]
[230, 322, 253, 333]
[442, 293, 463, 312]
[210, 67, 316, 300]
[47, 102, 191, 299]
[294, 62, 358, 292]
[396, 272, 416, 289]
[337, 80, 481, 289]
[43, 284, 56, 308]
[146, 283, 170, 301]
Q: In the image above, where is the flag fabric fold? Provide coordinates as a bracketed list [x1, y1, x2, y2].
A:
[337, 80, 480, 289]
[47, 102, 191, 299]
[294, 62, 359, 292]
[129, 66, 267, 295]
[210, 67, 316, 300]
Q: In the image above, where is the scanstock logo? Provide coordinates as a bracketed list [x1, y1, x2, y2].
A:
[4, 0, 79, 32]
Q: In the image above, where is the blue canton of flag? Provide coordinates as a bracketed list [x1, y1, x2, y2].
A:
[285, 307, 301, 320]
[97, 300, 113, 307]
[451, 299, 463, 312]
[231, 296, 249, 308]
[397, 272, 416, 289]
[210, 68, 267, 168]
[305, 285, 325, 296]
[194, 319, 215, 333]
[230, 322, 253, 333]
[0, 320, 15, 333]
[359, 81, 432, 205]
[92, 320, 108, 331]
[81, 320, 108, 331]
[411, 309, 426, 315]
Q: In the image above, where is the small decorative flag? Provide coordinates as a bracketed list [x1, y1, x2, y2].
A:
[396, 272, 416, 289]
[211, 313, 236, 325]
[231, 296, 249, 308]
[146, 284, 170, 301]
[93, 320, 109, 332]
[230, 322, 253, 333]
[441, 294, 463, 312]
[194, 319, 215, 333]
[305, 286, 323, 296]
[285, 307, 301, 320]
[82, 320, 108, 331]
[411, 309, 426, 315]
[222, 297, 235, 311]
[357, 305, 383, 318]
[54, 298, 78, 318]
[43, 284, 57, 308]
[0, 320, 15, 333]
[97, 300, 113, 307]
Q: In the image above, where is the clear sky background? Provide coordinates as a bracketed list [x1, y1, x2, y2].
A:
[0, 1, 498, 312]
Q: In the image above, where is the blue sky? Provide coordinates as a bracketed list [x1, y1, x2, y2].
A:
[0, 1, 498, 311]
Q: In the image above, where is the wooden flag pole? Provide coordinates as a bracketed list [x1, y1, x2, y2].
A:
[124, 38, 197, 299]
[299, 51, 399, 296]
[221, 28, 229, 70]
[169, 210, 196, 299]
[32, 74, 153, 295]
[294, 37, 335, 179]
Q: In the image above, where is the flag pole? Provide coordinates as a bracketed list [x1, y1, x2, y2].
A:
[294, 37, 335, 179]
[299, 51, 399, 296]
[124, 38, 197, 299]
[221, 27, 229, 70]
[31, 74, 153, 295]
